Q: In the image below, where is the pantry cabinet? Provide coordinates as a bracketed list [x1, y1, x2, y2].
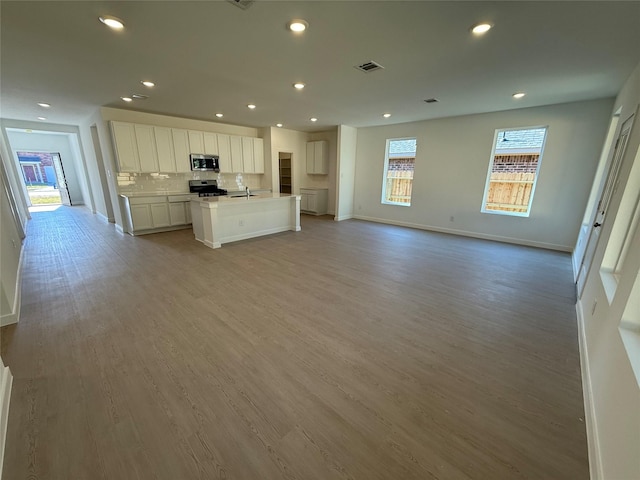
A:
[306, 140, 328, 175]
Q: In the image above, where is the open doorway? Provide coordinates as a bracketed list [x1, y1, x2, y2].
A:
[279, 152, 292, 194]
[17, 151, 72, 206]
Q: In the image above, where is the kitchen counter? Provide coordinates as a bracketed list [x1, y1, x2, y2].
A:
[119, 191, 194, 198]
[190, 194, 301, 249]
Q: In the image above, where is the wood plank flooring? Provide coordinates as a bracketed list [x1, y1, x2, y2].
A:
[1, 206, 588, 479]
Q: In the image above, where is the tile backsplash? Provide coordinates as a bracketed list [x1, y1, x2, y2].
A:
[117, 172, 264, 194]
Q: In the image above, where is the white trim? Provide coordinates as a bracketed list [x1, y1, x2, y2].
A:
[352, 215, 572, 252]
[0, 364, 13, 480]
[96, 212, 111, 223]
[576, 300, 603, 480]
[0, 247, 24, 327]
[115, 224, 124, 235]
[334, 214, 353, 222]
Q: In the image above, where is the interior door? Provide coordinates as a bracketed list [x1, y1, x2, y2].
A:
[52, 152, 72, 206]
[576, 114, 634, 297]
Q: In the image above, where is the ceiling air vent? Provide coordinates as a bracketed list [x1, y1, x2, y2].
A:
[424, 98, 439, 103]
[355, 61, 384, 73]
[226, 0, 255, 10]
[131, 94, 148, 100]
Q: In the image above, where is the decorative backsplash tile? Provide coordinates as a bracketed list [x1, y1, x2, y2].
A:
[117, 172, 263, 194]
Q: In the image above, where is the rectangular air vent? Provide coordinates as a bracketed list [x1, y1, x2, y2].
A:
[131, 94, 148, 100]
[226, 0, 255, 9]
[424, 98, 439, 103]
[355, 61, 384, 73]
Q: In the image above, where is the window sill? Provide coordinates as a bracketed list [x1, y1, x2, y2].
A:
[600, 268, 619, 305]
[382, 201, 411, 207]
[480, 208, 530, 218]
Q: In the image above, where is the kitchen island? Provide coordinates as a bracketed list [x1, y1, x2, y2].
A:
[190, 193, 301, 249]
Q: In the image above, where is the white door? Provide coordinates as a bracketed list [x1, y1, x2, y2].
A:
[576, 114, 634, 297]
[52, 153, 71, 206]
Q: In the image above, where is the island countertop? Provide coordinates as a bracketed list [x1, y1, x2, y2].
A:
[191, 193, 299, 207]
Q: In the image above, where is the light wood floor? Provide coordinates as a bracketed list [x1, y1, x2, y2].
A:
[1, 206, 588, 479]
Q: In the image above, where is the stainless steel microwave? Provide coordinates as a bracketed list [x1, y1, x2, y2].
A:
[190, 154, 219, 172]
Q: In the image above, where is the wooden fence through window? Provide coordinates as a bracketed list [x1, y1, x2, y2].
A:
[485, 154, 539, 212]
[386, 157, 414, 204]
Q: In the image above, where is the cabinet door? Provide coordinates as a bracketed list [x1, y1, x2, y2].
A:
[169, 202, 187, 226]
[154, 127, 176, 172]
[241, 137, 254, 173]
[217, 134, 232, 172]
[300, 192, 309, 211]
[253, 138, 264, 174]
[188, 130, 205, 154]
[172, 129, 191, 173]
[111, 122, 140, 172]
[306, 142, 315, 174]
[307, 192, 317, 212]
[130, 204, 152, 230]
[135, 124, 159, 172]
[230, 136, 243, 173]
[314, 141, 328, 174]
[203, 132, 218, 155]
[150, 203, 170, 227]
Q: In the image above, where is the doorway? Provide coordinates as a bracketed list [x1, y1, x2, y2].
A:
[16, 151, 72, 206]
[279, 152, 292, 194]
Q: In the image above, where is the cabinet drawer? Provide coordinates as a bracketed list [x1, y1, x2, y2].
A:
[128, 196, 168, 205]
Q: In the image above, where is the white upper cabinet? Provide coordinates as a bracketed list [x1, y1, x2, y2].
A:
[242, 137, 254, 173]
[154, 127, 176, 172]
[134, 124, 159, 172]
[111, 122, 140, 172]
[306, 140, 328, 175]
[253, 138, 264, 174]
[188, 130, 205, 154]
[217, 134, 232, 172]
[203, 132, 219, 155]
[172, 129, 191, 172]
[230, 135, 243, 173]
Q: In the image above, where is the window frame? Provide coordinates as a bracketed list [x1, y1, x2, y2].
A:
[381, 137, 417, 207]
[480, 126, 549, 218]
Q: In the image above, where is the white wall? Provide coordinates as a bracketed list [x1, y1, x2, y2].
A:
[353, 99, 614, 251]
[335, 125, 358, 221]
[5, 129, 88, 207]
[577, 62, 640, 480]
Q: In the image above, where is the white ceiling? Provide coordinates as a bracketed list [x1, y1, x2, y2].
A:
[2, 1, 639, 132]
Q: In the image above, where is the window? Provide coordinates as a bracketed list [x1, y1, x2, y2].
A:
[481, 127, 548, 217]
[382, 138, 416, 206]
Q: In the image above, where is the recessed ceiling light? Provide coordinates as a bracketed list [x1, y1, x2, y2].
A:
[276, 123, 283, 128]
[471, 23, 492, 35]
[383, 113, 391, 118]
[247, 104, 256, 109]
[37, 102, 51, 108]
[293, 82, 305, 90]
[215, 113, 223, 118]
[99, 15, 125, 30]
[512, 92, 526, 99]
[37, 117, 47, 121]
[141, 81, 155, 87]
[121, 97, 133, 102]
[310, 117, 318, 122]
[288, 19, 308, 32]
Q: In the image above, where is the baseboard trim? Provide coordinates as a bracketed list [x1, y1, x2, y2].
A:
[0, 364, 13, 480]
[576, 300, 602, 480]
[115, 224, 124, 235]
[97, 212, 110, 224]
[334, 214, 353, 222]
[352, 215, 572, 252]
[0, 246, 24, 327]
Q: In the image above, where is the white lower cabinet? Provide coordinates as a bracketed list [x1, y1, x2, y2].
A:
[122, 195, 195, 235]
[299, 188, 328, 215]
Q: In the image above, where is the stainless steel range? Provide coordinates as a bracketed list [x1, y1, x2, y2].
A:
[189, 180, 228, 197]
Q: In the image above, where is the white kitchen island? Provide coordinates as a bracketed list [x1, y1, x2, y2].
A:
[190, 193, 301, 249]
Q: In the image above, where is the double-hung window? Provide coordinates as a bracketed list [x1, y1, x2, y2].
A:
[481, 127, 548, 216]
[382, 138, 417, 206]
